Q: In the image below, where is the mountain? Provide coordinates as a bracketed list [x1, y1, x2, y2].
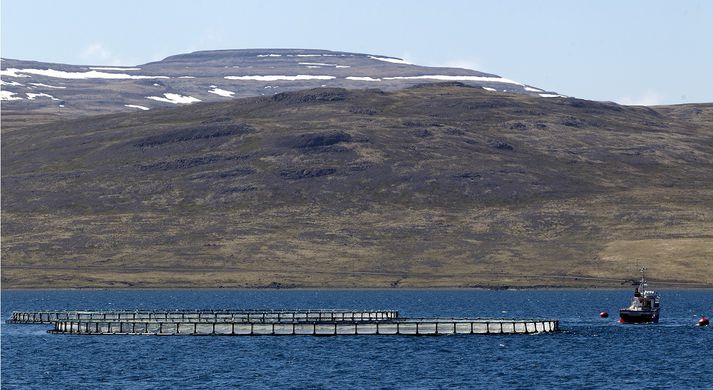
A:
[1, 49, 560, 130]
[2, 82, 712, 288]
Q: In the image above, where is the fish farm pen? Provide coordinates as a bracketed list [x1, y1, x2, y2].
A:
[7, 309, 398, 324]
[8, 310, 559, 336]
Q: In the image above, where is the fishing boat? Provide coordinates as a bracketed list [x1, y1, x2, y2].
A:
[619, 267, 660, 324]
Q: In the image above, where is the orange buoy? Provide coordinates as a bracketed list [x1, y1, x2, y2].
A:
[699, 316, 709, 327]
[599, 311, 609, 318]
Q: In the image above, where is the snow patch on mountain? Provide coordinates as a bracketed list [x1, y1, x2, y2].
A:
[26, 92, 59, 101]
[225, 75, 336, 81]
[383, 75, 523, 85]
[0, 90, 22, 100]
[29, 82, 66, 89]
[368, 56, 412, 65]
[146, 93, 201, 104]
[125, 104, 150, 110]
[0, 69, 30, 78]
[208, 86, 235, 97]
[346, 76, 381, 81]
[1, 68, 168, 80]
[298, 62, 350, 69]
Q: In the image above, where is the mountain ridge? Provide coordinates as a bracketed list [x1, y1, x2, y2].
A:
[1, 49, 558, 131]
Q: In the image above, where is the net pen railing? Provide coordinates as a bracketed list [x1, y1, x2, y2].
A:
[8, 309, 399, 324]
[49, 318, 559, 336]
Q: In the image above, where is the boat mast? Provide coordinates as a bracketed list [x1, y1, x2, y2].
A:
[639, 267, 647, 292]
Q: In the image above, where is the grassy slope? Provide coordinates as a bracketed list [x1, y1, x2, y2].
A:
[2, 84, 712, 288]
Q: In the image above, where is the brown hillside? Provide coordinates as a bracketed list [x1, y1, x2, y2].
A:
[2, 84, 712, 288]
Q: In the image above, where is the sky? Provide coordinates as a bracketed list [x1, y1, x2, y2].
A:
[1, 0, 711, 105]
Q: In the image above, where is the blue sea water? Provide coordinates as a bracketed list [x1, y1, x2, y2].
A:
[1, 289, 711, 389]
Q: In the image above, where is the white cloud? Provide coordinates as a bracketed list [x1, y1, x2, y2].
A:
[80, 43, 126, 66]
[618, 91, 665, 106]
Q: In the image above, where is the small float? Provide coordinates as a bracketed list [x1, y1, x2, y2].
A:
[619, 267, 660, 324]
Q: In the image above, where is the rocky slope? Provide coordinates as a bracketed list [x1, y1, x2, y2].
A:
[2, 83, 712, 288]
[1, 49, 559, 130]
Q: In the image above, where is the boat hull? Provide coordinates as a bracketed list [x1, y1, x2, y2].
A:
[619, 309, 659, 324]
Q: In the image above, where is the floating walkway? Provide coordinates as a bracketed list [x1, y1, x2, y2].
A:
[8, 309, 558, 336]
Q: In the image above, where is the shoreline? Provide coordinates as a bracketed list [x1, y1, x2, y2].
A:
[4, 285, 713, 291]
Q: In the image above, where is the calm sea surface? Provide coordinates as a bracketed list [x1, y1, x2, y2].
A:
[2, 289, 711, 389]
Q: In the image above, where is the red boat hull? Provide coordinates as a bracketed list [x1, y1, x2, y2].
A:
[619, 309, 659, 324]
